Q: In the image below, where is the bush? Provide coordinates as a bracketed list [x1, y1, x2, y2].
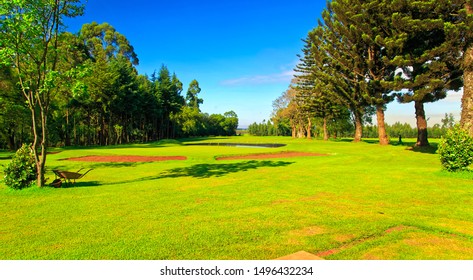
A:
[3, 144, 37, 189]
[438, 125, 473, 172]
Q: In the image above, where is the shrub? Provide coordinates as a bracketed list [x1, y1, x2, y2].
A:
[438, 125, 473, 172]
[3, 144, 37, 189]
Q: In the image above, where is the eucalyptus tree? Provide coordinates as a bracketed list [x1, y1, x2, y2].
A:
[80, 22, 138, 65]
[77, 22, 139, 145]
[223, 111, 239, 136]
[0, 0, 84, 186]
[186, 79, 203, 109]
[275, 82, 309, 139]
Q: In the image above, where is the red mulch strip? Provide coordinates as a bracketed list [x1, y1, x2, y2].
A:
[66, 155, 187, 162]
[216, 151, 328, 161]
[316, 249, 341, 258]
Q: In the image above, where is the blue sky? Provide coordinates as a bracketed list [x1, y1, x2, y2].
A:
[66, 0, 463, 128]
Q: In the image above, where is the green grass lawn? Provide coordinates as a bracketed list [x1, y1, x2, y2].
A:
[1, 136, 473, 260]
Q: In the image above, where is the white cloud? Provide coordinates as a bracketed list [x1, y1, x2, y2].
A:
[445, 89, 463, 103]
[220, 70, 295, 86]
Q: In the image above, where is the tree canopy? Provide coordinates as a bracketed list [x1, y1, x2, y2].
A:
[289, 0, 473, 144]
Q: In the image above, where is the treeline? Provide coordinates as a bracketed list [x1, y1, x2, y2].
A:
[0, 22, 238, 150]
[249, 113, 457, 140]
[274, 0, 473, 146]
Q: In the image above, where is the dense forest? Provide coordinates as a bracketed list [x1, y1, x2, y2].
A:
[265, 0, 473, 146]
[0, 15, 238, 151]
[0, 0, 240, 186]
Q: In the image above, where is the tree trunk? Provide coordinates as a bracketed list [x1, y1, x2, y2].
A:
[73, 115, 77, 145]
[7, 127, 15, 150]
[38, 108, 47, 187]
[323, 117, 329, 141]
[108, 113, 113, 145]
[462, 46, 473, 136]
[30, 101, 47, 187]
[462, 3, 473, 137]
[297, 124, 305, 138]
[353, 111, 363, 142]
[306, 117, 312, 139]
[29, 101, 42, 187]
[376, 105, 389, 145]
[414, 100, 429, 146]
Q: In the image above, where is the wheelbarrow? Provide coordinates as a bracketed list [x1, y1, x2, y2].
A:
[52, 168, 93, 187]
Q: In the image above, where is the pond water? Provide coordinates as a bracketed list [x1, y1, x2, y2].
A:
[185, 143, 286, 148]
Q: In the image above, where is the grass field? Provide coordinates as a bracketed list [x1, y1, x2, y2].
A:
[1, 136, 473, 260]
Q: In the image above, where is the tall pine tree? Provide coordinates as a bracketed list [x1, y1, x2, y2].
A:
[329, 0, 399, 145]
[318, 8, 374, 142]
[393, 0, 464, 146]
[295, 30, 344, 140]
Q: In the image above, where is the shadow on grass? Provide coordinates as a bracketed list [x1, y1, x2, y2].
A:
[337, 138, 439, 154]
[336, 138, 384, 144]
[52, 161, 143, 170]
[47, 180, 101, 188]
[91, 161, 293, 186]
[405, 144, 438, 154]
[157, 160, 294, 179]
[63, 181, 101, 188]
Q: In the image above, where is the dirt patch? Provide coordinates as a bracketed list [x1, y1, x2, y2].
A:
[385, 225, 415, 234]
[66, 155, 187, 162]
[317, 248, 342, 258]
[216, 151, 328, 161]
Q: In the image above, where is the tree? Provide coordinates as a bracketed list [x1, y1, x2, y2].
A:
[0, 65, 30, 150]
[186, 79, 203, 109]
[153, 66, 185, 139]
[80, 22, 138, 65]
[78, 22, 139, 145]
[461, 1, 473, 136]
[294, 32, 345, 141]
[315, 12, 374, 142]
[272, 83, 308, 138]
[392, 1, 464, 146]
[0, 0, 84, 186]
[441, 113, 456, 130]
[343, 0, 400, 145]
[173, 106, 203, 137]
[223, 111, 239, 136]
[108, 55, 140, 144]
